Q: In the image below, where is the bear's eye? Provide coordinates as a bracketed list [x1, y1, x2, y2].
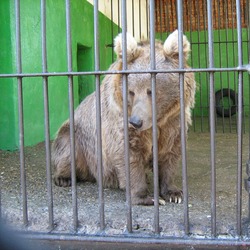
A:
[147, 89, 152, 96]
[129, 90, 135, 96]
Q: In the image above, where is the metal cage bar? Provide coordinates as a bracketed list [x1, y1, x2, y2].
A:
[15, 0, 28, 227]
[41, 0, 54, 231]
[177, 0, 189, 235]
[0, 66, 249, 79]
[236, 0, 243, 237]
[93, 0, 105, 232]
[121, 0, 132, 234]
[149, 0, 160, 235]
[247, 0, 250, 223]
[65, 0, 78, 232]
[224, 0, 233, 133]
[207, 0, 217, 238]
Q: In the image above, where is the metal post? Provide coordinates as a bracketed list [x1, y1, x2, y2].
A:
[177, 0, 189, 236]
[235, 0, 243, 237]
[149, 0, 160, 235]
[93, 0, 105, 231]
[207, 0, 217, 238]
[121, 0, 132, 233]
[65, 0, 78, 232]
[15, 0, 28, 227]
[41, 0, 54, 231]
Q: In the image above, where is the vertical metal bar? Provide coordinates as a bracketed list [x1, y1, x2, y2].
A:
[149, 0, 160, 235]
[65, 0, 78, 232]
[121, 0, 132, 233]
[117, 0, 120, 34]
[202, 1, 210, 133]
[236, 0, 243, 237]
[177, 0, 189, 236]
[15, 0, 28, 227]
[224, 0, 233, 133]
[217, 1, 226, 133]
[146, 0, 149, 39]
[110, 0, 114, 62]
[196, 0, 204, 132]
[159, 0, 163, 40]
[165, 0, 170, 34]
[139, 0, 142, 39]
[93, 0, 105, 231]
[207, 0, 217, 238]
[132, 0, 135, 37]
[41, 0, 54, 231]
[231, 0, 238, 133]
[188, 0, 196, 132]
[248, 0, 250, 221]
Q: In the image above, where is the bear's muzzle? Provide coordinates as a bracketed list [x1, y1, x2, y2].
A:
[129, 116, 143, 129]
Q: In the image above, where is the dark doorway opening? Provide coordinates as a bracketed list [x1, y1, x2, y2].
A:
[77, 45, 95, 102]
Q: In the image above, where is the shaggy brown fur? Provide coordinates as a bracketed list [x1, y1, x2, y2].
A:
[52, 30, 196, 205]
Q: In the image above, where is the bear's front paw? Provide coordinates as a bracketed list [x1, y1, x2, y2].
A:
[132, 196, 154, 206]
[162, 189, 183, 204]
[54, 176, 72, 187]
[132, 196, 167, 206]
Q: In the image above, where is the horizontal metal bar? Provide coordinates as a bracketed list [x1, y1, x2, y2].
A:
[0, 66, 249, 79]
[20, 232, 250, 248]
[190, 40, 249, 45]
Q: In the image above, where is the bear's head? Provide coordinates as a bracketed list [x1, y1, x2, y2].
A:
[114, 30, 195, 131]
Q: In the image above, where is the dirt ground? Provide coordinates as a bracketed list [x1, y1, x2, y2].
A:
[0, 131, 250, 240]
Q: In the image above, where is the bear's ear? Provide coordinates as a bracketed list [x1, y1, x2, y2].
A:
[163, 30, 190, 61]
[114, 33, 140, 63]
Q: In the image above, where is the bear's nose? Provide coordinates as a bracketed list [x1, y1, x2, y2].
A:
[129, 116, 143, 129]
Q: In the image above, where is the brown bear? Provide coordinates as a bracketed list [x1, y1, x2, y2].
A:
[52, 30, 196, 205]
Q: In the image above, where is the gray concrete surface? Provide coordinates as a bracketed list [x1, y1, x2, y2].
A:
[0, 132, 250, 239]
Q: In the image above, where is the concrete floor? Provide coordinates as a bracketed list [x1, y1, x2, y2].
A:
[0, 131, 250, 240]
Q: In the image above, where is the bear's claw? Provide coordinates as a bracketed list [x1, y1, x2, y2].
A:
[54, 176, 71, 187]
[162, 189, 183, 204]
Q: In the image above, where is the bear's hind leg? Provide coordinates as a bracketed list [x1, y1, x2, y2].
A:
[52, 122, 91, 187]
[52, 122, 73, 187]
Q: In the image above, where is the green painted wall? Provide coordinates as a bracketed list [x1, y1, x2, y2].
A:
[0, 0, 119, 150]
[156, 29, 249, 117]
[0, 1, 18, 149]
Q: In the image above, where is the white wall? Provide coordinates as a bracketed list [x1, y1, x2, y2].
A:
[87, 0, 149, 41]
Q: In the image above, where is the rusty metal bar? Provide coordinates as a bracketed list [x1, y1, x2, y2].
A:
[177, 0, 189, 235]
[41, 0, 54, 231]
[15, 0, 28, 227]
[65, 0, 78, 232]
[93, 0, 105, 231]
[121, 0, 132, 233]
